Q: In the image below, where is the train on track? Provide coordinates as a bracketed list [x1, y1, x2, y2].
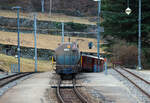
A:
[55, 42, 81, 75]
[54, 42, 104, 77]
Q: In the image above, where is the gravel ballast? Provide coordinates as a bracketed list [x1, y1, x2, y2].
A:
[109, 67, 150, 103]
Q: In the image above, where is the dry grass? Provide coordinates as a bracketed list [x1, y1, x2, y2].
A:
[0, 31, 105, 53]
[0, 10, 105, 53]
[0, 54, 52, 72]
[0, 10, 97, 25]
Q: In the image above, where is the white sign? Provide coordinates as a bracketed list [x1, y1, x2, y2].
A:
[64, 48, 70, 51]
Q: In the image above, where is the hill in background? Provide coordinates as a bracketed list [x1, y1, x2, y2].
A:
[0, 0, 98, 16]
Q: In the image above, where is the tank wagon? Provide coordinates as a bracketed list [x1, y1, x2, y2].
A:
[55, 42, 80, 75]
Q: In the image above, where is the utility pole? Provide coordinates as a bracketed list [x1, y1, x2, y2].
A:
[97, 0, 101, 59]
[41, 0, 44, 13]
[93, 0, 101, 58]
[62, 22, 64, 43]
[49, 0, 52, 16]
[12, 6, 21, 72]
[138, 0, 142, 70]
[34, 14, 37, 72]
[94, 0, 101, 72]
[125, 0, 141, 70]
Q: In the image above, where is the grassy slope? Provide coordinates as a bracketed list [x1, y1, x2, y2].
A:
[0, 54, 52, 72]
[0, 31, 105, 53]
[0, 10, 97, 25]
[0, 10, 104, 53]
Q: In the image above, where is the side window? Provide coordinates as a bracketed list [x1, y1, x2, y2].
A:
[87, 57, 92, 64]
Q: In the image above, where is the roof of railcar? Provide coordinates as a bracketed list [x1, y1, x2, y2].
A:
[82, 54, 104, 60]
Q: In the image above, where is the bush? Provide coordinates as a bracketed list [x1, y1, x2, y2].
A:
[66, 22, 87, 31]
[111, 40, 145, 68]
[143, 48, 150, 69]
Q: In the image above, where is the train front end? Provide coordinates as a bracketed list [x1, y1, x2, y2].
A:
[55, 42, 80, 75]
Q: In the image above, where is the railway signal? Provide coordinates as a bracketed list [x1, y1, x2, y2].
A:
[125, 7, 132, 15]
[88, 42, 93, 49]
[125, 0, 132, 15]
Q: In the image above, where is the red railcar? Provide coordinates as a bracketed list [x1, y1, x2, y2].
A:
[81, 54, 104, 72]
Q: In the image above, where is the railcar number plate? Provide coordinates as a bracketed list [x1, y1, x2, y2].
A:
[64, 48, 70, 51]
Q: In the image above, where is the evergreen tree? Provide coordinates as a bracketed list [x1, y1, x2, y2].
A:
[101, 0, 150, 47]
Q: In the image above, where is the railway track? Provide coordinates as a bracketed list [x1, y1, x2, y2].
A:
[0, 69, 6, 74]
[113, 67, 150, 99]
[56, 78, 89, 103]
[0, 72, 33, 88]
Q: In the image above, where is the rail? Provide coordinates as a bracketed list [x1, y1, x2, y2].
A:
[0, 72, 33, 87]
[120, 66, 150, 85]
[73, 79, 89, 103]
[56, 78, 89, 103]
[57, 80, 65, 103]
